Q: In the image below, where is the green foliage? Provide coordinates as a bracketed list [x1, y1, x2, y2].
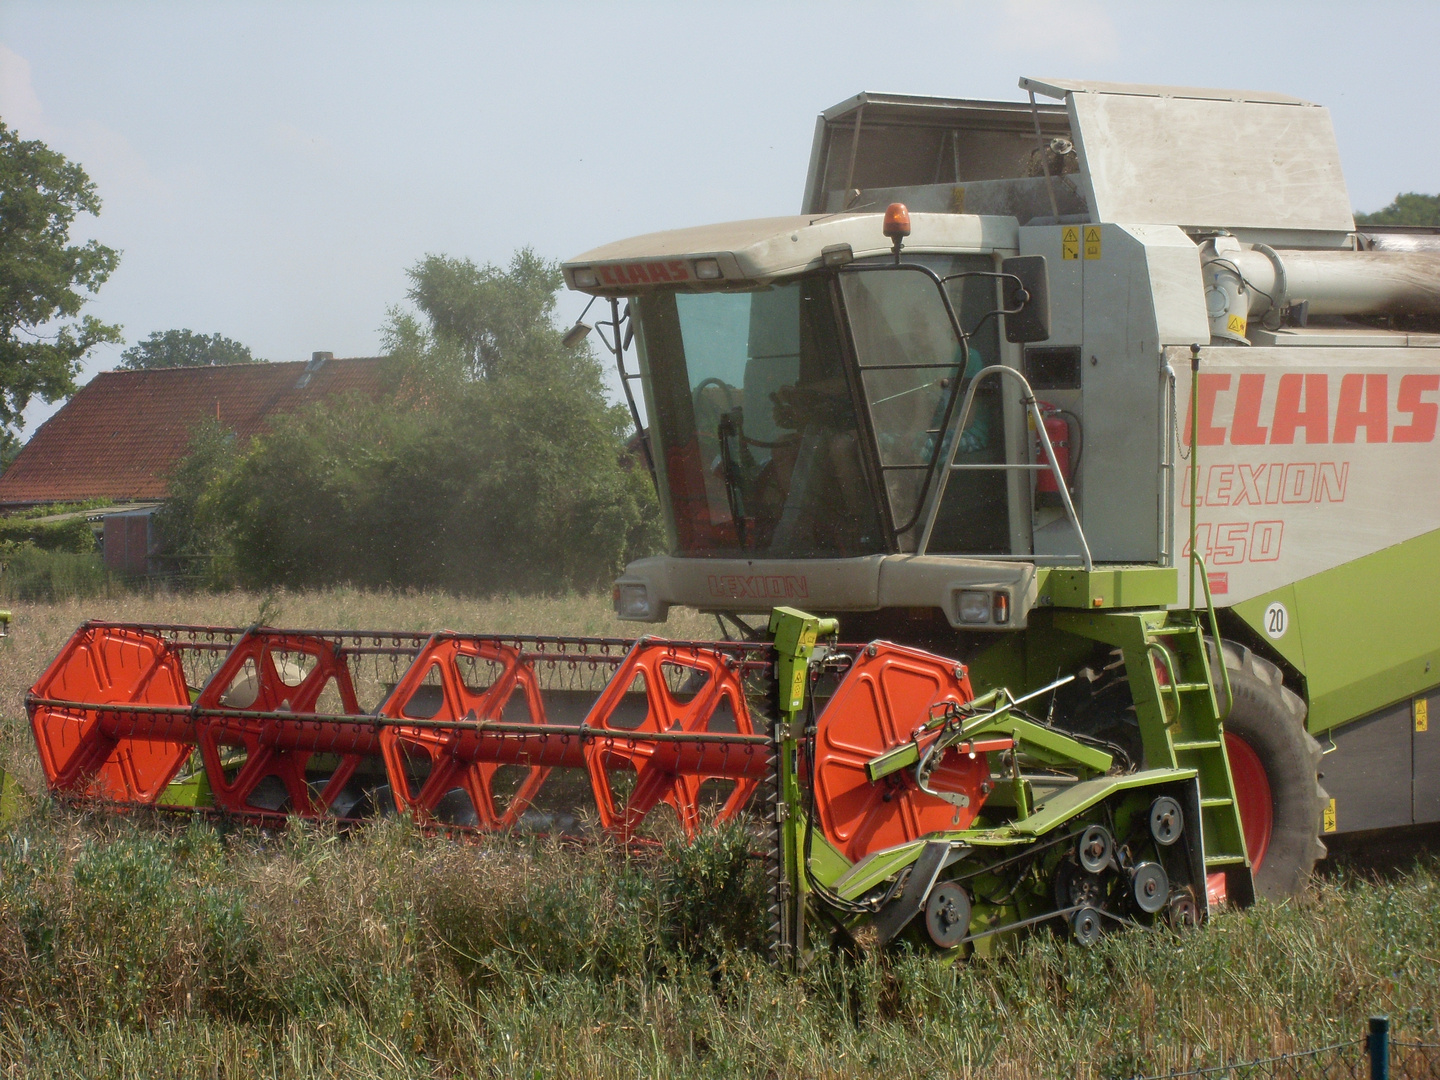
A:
[660, 823, 768, 955]
[0, 546, 107, 601]
[161, 248, 662, 594]
[67, 834, 182, 1022]
[153, 419, 240, 583]
[399, 249, 565, 381]
[0, 813, 1436, 1079]
[0, 500, 106, 604]
[422, 821, 763, 987]
[0, 428, 19, 476]
[5, 497, 112, 520]
[1355, 192, 1440, 226]
[0, 121, 122, 444]
[119, 329, 259, 370]
[209, 392, 656, 594]
[0, 514, 96, 552]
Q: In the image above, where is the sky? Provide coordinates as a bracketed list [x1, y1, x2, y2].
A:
[3, 1, 1437, 437]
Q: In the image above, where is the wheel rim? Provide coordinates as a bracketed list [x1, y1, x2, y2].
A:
[1225, 732, 1274, 871]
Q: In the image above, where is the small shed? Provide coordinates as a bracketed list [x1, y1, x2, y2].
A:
[103, 506, 162, 576]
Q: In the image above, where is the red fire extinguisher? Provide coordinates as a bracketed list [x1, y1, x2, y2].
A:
[1033, 402, 1081, 504]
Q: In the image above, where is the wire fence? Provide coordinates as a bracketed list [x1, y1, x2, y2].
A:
[1126, 1019, 1440, 1080]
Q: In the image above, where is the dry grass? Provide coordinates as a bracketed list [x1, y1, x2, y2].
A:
[0, 590, 1438, 1078]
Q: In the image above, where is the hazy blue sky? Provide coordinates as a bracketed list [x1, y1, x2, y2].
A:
[3, 1, 1437, 434]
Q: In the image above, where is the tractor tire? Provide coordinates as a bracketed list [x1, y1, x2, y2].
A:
[1209, 639, 1328, 901]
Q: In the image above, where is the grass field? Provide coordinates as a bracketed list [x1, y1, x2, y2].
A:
[1, 590, 1438, 1079]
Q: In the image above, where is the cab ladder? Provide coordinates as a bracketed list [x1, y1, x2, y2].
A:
[1055, 606, 1253, 904]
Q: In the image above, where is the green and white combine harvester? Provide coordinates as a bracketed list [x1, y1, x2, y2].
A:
[13, 77, 1440, 965]
[564, 76, 1440, 912]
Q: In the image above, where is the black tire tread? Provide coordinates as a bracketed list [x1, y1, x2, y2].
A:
[1207, 638, 1328, 899]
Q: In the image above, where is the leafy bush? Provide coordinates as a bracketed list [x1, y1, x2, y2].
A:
[157, 249, 662, 595]
[5, 498, 112, 521]
[661, 823, 767, 955]
[0, 545, 107, 600]
[151, 419, 239, 586]
[0, 514, 96, 552]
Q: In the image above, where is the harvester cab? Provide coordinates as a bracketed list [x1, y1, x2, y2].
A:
[568, 77, 1440, 906]
[569, 208, 1077, 631]
[565, 78, 1379, 634]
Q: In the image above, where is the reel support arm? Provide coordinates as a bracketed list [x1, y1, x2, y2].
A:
[766, 606, 838, 971]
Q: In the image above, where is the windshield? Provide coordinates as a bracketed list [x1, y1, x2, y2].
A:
[839, 267, 967, 534]
[634, 279, 886, 557]
[842, 255, 1009, 554]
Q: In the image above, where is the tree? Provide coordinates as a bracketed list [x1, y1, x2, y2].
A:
[1355, 192, 1440, 227]
[163, 248, 663, 594]
[394, 249, 568, 380]
[0, 121, 121, 445]
[0, 428, 20, 477]
[119, 329, 258, 370]
[153, 418, 240, 583]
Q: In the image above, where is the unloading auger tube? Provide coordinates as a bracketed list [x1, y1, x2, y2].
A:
[23, 606, 1216, 966]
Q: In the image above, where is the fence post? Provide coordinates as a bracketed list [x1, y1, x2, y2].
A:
[1369, 1016, 1390, 1080]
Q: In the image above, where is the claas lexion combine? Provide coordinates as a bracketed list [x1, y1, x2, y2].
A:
[19, 77, 1440, 964]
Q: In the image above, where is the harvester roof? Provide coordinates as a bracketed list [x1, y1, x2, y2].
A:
[562, 211, 1017, 295]
[566, 76, 1356, 300]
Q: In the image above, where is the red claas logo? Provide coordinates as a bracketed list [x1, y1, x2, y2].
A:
[1184, 372, 1439, 445]
[707, 575, 809, 600]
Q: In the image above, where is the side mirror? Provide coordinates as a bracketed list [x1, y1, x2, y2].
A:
[1001, 255, 1051, 343]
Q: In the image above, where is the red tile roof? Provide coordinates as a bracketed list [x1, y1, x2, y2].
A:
[0, 357, 390, 506]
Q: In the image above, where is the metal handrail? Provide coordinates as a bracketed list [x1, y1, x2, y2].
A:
[916, 365, 1093, 571]
[1191, 551, 1234, 722]
[1184, 346, 1234, 722]
[1144, 641, 1185, 725]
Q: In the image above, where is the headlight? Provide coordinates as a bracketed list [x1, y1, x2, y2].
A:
[571, 266, 599, 288]
[692, 258, 723, 280]
[956, 590, 991, 624]
[614, 583, 652, 620]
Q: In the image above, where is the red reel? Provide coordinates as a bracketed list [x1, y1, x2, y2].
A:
[583, 643, 766, 841]
[29, 625, 193, 803]
[812, 641, 1009, 863]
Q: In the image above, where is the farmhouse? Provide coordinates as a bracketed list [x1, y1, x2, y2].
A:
[0, 353, 388, 573]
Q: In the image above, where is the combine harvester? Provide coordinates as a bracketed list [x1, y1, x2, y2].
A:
[17, 76, 1440, 964]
